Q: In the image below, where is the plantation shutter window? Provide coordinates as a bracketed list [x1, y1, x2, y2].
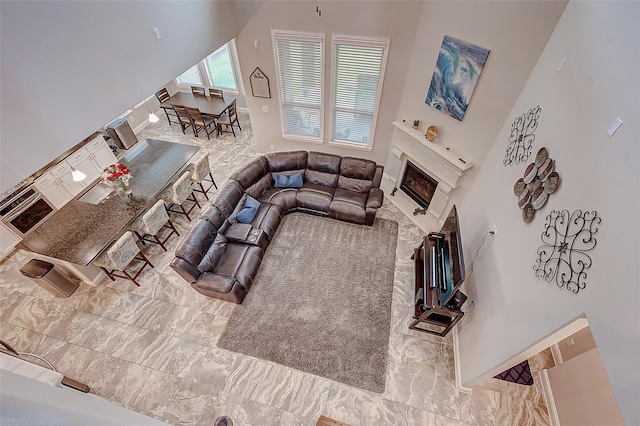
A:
[331, 36, 389, 149]
[272, 31, 324, 141]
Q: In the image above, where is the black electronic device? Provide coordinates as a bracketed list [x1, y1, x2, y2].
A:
[410, 205, 467, 337]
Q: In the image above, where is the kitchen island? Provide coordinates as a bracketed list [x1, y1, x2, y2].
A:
[18, 139, 200, 284]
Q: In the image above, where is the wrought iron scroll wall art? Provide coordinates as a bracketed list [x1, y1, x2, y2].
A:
[504, 105, 541, 167]
[533, 209, 601, 294]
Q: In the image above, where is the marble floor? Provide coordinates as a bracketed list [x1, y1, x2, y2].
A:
[0, 113, 553, 425]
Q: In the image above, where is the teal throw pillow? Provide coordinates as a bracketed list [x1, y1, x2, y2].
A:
[274, 173, 303, 188]
[236, 195, 260, 224]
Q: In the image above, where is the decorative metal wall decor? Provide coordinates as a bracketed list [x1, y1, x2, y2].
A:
[504, 105, 541, 166]
[533, 209, 601, 294]
[425, 36, 490, 121]
[513, 147, 561, 223]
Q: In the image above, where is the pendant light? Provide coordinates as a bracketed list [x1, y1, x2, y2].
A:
[70, 166, 86, 182]
[145, 99, 159, 123]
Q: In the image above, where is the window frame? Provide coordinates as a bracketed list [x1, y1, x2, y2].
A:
[175, 40, 243, 96]
[329, 34, 390, 151]
[271, 29, 325, 144]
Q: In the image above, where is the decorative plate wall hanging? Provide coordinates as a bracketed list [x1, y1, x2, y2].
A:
[513, 147, 561, 223]
[504, 105, 541, 167]
[533, 209, 601, 294]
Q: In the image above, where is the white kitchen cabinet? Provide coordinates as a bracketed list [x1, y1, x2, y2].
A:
[49, 161, 86, 197]
[67, 148, 100, 185]
[34, 171, 72, 209]
[0, 222, 21, 260]
[87, 135, 117, 171]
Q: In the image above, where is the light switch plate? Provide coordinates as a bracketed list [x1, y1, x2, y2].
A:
[607, 117, 623, 137]
[262, 106, 269, 113]
[556, 57, 567, 72]
[153, 27, 162, 41]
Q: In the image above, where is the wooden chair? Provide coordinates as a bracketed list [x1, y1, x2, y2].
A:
[216, 99, 241, 137]
[208, 88, 224, 99]
[186, 106, 216, 140]
[155, 88, 180, 126]
[191, 86, 206, 96]
[171, 104, 194, 136]
[130, 200, 179, 252]
[190, 154, 217, 201]
[93, 231, 153, 286]
[160, 171, 199, 221]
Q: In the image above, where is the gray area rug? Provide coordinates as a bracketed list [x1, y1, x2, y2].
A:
[217, 213, 398, 393]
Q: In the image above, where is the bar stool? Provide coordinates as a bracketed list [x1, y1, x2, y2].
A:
[130, 200, 180, 251]
[93, 231, 153, 286]
[161, 171, 199, 221]
[190, 155, 218, 201]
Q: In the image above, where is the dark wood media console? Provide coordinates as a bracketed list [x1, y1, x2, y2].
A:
[409, 232, 467, 337]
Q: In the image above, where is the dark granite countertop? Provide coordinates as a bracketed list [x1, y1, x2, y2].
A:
[18, 139, 200, 266]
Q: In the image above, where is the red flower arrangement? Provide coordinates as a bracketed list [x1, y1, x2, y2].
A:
[102, 163, 132, 189]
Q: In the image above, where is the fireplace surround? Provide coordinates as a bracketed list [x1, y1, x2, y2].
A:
[383, 121, 473, 230]
[400, 161, 438, 209]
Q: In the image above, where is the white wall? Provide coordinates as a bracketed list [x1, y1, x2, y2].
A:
[455, 1, 639, 424]
[547, 348, 625, 425]
[397, 0, 567, 166]
[1, 370, 166, 425]
[235, 1, 423, 165]
[0, 1, 247, 193]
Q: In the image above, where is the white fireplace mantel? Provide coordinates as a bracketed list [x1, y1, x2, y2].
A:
[383, 121, 474, 230]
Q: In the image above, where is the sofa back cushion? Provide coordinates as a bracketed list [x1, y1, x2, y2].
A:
[340, 157, 377, 180]
[212, 179, 244, 218]
[174, 219, 218, 270]
[231, 156, 269, 190]
[245, 174, 273, 199]
[199, 205, 226, 229]
[266, 151, 308, 172]
[307, 151, 342, 173]
[198, 233, 227, 273]
[337, 175, 373, 193]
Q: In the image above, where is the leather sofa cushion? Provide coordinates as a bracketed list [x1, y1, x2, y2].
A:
[299, 182, 336, 198]
[231, 156, 269, 190]
[251, 202, 283, 241]
[245, 174, 273, 200]
[214, 243, 263, 291]
[329, 200, 366, 224]
[198, 233, 227, 273]
[340, 157, 377, 180]
[297, 186, 333, 213]
[198, 205, 226, 229]
[366, 188, 384, 209]
[307, 151, 341, 174]
[337, 175, 373, 193]
[304, 169, 338, 187]
[259, 187, 299, 213]
[195, 273, 237, 295]
[333, 187, 368, 207]
[212, 179, 245, 218]
[174, 219, 218, 270]
[266, 151, 308, 172]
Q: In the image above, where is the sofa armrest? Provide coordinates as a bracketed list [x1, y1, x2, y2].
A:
[366, 188, 384, 209]
[170, 257, 201, 283]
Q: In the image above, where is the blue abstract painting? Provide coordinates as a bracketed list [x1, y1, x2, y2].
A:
[426, 36, 490, 121]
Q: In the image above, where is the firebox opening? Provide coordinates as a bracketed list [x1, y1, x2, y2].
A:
[400, 161, 438, 209]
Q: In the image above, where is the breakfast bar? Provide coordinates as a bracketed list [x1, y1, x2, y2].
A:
[18, 139, 200, 284]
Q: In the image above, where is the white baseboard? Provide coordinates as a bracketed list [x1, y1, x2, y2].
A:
[452, 327, 473, 393]
[540, 369, 560, 426]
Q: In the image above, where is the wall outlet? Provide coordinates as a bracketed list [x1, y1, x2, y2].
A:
[565, 338, 575, 348]
[262, 106, 269, 113]
[269, 144, 274, 150]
